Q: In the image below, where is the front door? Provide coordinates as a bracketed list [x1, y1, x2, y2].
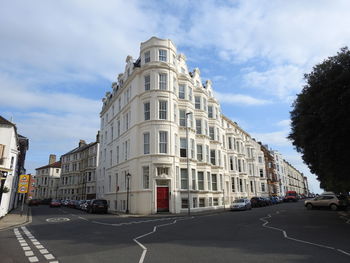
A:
[157, 187, 169, 212]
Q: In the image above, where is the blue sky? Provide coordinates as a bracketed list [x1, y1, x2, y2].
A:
[2, 0, 350, 193]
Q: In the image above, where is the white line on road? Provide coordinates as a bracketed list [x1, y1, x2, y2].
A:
[133, 217, 194, 263]
[259, 214, 350, 257]
[21, 226, 59, 262]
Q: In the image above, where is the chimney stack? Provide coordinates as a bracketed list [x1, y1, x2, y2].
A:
[96, 131, 100, 143]
[79, 140, 86, 148]
[49, 154, 56, 164]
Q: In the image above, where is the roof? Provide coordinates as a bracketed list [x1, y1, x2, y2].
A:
[61, 141, 98, 157]
[36, 161, 61, 170]
[0, 116, 15, 127]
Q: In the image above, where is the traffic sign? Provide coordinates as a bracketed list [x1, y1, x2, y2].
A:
[18, 174, 30, 193]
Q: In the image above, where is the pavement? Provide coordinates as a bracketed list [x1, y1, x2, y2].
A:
[0, 204, 31, 231]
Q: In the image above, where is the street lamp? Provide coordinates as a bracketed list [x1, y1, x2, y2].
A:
[126, 172, 131, 214]
[185, 112, 192, 216]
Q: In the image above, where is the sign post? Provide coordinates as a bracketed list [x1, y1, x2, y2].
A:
[18, 175, 29, 216]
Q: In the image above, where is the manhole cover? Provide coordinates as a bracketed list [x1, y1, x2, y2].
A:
[46, 217, 70, 223]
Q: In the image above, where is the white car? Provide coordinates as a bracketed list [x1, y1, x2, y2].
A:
[230, 198, 252, 211]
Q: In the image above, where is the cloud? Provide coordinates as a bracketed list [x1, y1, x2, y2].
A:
[0, 0, 161, 81]
[214, 91, 271, 106]
[243, 65, 304, 100]
[0, 73, 100, 114]
[183, 0, 350, 66]
[276, 119, 291, 128]
[251, 130, 290, 147]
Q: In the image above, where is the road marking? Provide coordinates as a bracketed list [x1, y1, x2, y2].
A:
[46, 217, 70, 223]
[133, 217, 194, 263]
[337, 249, 350, 256]
[25, 251, 34, 256]
[39, 249, 49, 254]
[20, 226, 58, 262]
[28, 256, 38, 262]
[260, 214, 350, 256]
[44, 254, 55, 260]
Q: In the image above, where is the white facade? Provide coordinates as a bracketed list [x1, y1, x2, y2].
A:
[34, 155, 61, 200]
[0, 118, 19, 217]
[97, 37, 268, 214]
[283, 160, 307, 195]
[271, 150, 287, 196]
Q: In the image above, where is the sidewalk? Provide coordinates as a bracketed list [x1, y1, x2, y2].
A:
[0, 204, 31, 231]
[111, 207, 229, 218]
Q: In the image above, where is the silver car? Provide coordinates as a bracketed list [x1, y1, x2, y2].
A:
[305, 193, 348, 211]
[230, 198, 252, 211]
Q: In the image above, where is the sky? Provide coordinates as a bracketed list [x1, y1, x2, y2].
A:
[1, 0, 350, 194]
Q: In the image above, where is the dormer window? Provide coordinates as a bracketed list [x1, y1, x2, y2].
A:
[144, 51, 150, 63]
[159, 49, 167, 62]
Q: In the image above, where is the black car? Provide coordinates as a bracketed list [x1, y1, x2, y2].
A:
[250, 197, 267, 208]
[87, 199, 108, 214]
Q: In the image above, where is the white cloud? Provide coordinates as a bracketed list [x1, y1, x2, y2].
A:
[184, 0, 350, 66]
[0, 0, 161, 81]
[214, 91, 271, 106]
[243, 65, 304, 100]
[276, 119, 291, 128]
[0, 73, 100, 114]
[251, 130, 290, 147]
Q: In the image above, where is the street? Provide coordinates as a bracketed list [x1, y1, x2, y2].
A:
[1, 202, 349, 263]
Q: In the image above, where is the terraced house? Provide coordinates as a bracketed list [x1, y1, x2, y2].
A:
[97, 37, 269, 215]
[34, 154, 61, 200]
[58, 139, 99, 200]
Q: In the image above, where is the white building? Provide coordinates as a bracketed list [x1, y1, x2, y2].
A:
[34, 154, 61, 200]
[0, 116, 20, 217]
[97, 37, 268, 215]
[271, 150, 288, 196]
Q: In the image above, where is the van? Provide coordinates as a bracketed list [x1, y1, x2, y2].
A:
[283, 191, 298, 202]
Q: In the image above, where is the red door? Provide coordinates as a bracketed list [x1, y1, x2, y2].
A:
[157, 187, 169, 212]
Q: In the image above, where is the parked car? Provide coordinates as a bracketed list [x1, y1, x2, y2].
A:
[74, 200, 84, 209]
[250, 197, 266, 208]
[230, 198, 252, 211]
[269, 197, 278, 205]
[80, 200, 91, 211]
[28, 199, 40, 206]
[50, 200, 61, 208]
[41, 198, 52, 205]
[67, 200, 76, 208]
[87, 199, 108, 214]
[305, 193, 349, 211]
[284, 191, 298, 202]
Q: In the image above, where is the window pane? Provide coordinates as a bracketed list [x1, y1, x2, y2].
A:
[159, 101, 167, 120]
[144, 133, 150, 154]
[159, 73, 167, 90]
[181, 169, 188, 189]
[144, 51, 150, 63]
[144, 102, 150, 120]
[159, 131, 167, 153]
[144, 75, 150, 90]
[159, 49, 167, 62]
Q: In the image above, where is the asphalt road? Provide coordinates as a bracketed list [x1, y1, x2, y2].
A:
[0, 201, 349, 263]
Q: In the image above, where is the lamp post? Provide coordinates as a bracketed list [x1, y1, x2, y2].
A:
[126, 172, 131, 214]
[185, 112, 192, 216]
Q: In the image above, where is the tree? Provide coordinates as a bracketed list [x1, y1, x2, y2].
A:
[289, 47, 350, 193]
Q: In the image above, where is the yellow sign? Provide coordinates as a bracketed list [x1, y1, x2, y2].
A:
[18, 174, 30, 193]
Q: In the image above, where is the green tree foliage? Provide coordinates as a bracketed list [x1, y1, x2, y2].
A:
[289, 47, 350, 193]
